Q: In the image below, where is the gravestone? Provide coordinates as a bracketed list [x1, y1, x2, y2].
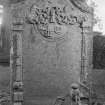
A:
[10, 0, 93, 105]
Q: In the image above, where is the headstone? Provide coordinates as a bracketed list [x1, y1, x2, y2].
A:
[10, 0, 93, 105]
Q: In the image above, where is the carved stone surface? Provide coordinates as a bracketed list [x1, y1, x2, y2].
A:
[27, 4, 87, 41]
[10, 2, 24, 105]
[13, 82, 23, 91]
[70, 0, 92, 14]
[20, 0, 92, 105]
[0, 91, 10, 105]
[9, 0, 26, 4]
[13, 92, 23, 102]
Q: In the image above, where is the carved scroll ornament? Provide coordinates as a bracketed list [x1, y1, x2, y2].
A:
[70, 0, 92, 14]
[27, 4, 87, 40]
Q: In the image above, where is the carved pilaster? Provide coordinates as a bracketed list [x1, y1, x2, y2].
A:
[10, 2, 25, 105]
[80, 21, 93, 83]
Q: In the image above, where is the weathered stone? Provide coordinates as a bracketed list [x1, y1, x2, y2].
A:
[22, 0, 93, 105]
[0, 0, 93, 105]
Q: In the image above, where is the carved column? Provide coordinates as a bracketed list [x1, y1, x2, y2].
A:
[80, 22, 92, 83]
[10, 2, 24, 105]
[80, 23, 87, 82]
[80, 19, 93, 83]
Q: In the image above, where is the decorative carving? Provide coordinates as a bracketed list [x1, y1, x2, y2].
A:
[10, 3, 24, 105]
[0, 91, 10, 104]
[28, 5, 86, 25]
[70, 0, 92, 14]
[13, 92, 23, 102]
[13, 82, 23, 91]
[27, 4, 87, 40]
